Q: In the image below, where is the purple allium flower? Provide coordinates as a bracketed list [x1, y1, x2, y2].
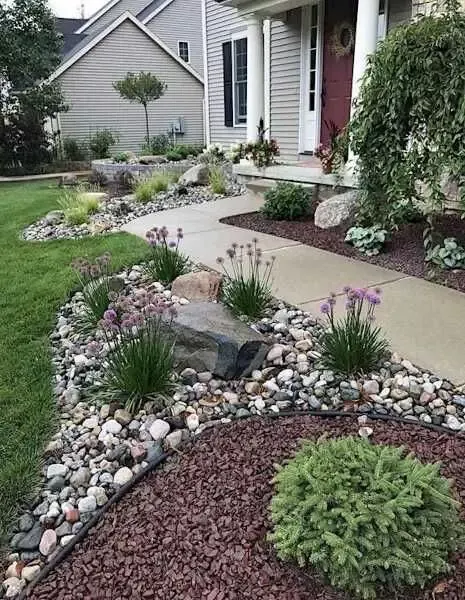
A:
[168, 240, 177, 248]
[345, 300, 355, 311]
[353, 288, 365, 299]
[226, 248, 235, 258]
[216, 257, 224, 264]
[246, 242, 252, 249]
[343, 285, 352, 294]
[320, 302, 331, 315]
[374, 287, 382, 295]
[252, 237, 259, 244]
[103, 309, 117, 322]
[232, 242, 239, 249]
[148, 239, 157, 247]
[328, 297, 336, 306]
[177, 227, 183, 234]
[90, 265, 100, 278]
[146, 230, 155, 240]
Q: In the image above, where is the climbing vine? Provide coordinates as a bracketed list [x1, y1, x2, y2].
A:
[349, 0, 465, 232]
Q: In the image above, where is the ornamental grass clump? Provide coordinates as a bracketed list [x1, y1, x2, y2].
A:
[320, 286, 389, 376]
[269, 437, 464, 599]
[217, 239, 275, 318]
[72, 253, 119, 333]
[98, 294, 176, 413]
[208, 165, 227, 195]
[144, 226, 189, 284]
[58, 187, 101, 225]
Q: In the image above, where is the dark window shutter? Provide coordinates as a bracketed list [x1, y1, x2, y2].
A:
[223, 41, 233, 127]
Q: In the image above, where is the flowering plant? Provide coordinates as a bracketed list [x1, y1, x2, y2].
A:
[319, 286, 389, 376]
[144, 226, 189, 284]
[217, 239, 275, 318]
[315, 144, 334, 174]
[199, 143, 226, 165]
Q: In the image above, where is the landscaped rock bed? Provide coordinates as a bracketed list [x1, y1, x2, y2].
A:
[221, 212, 465, 293]
[23, 177, 244, 242]
[4, 264, 465, 597]
[27, 416, 465, 600]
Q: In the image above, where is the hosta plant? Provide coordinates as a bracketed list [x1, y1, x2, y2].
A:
[345, 225, 388, 256]
[426, 237, 465, 269]
[269, 437, 464, 599]
[99, 295, 176, 413]
[217, 239, 275, 318]
[320, 286, 389, 376]
[144, 226, 189, 284]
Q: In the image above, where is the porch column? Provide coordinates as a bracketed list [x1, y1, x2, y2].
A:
[350, 0, 380, 116]
[246, 14, 264, 141]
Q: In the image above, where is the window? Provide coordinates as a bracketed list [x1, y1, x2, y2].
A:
[233, 37, 247, 125]
[178, 41, 190, 63]
[378, 0, 388, 40]
[308, 3, 319, 112]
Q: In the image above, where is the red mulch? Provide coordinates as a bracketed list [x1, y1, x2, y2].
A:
[220, 213, 465, 293]
[29, 416, 465, 600]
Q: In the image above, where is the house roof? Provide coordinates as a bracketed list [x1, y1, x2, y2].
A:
[55, 18, 87, 56]
[49, 11, 204, 84]
[137, 0, 175, 23]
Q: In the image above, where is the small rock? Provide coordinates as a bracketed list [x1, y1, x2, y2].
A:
[295, 339, 313, 352]
[82, 416, 99, 429]
[64, 508, 80, 524]
[446, 415, 462, 431]
[3, 577, 25, 598]
[149, 419, 170, 441]
[186, 413, 200, 431]
[197, 371, 213, 383]
[180, 368, 198, 385]
[39, 529, 57, 556]
[87, 486, 108, 507]
[358, 426, 373, 439]
[113, 467, 133, 486]
[114, 409, 132, 426]
[77, 496, 97, 513]
[46, 464, 68, 479]
[245, 381, 260, 395]
[362, 380, 379, 395]
[277, 369, 294, 384]
[60, 535, 75, 546]
[236, 408, 250, 419]
[130, 444, 147, 463]
[70, 467, 91, 487]
[101, 419, 122, 435]
[5, 563, 21, 579]
[21, 564, 41, 583]
[289, 328, 305, 341]
[165, 430, 184, 449]
[391, 389, 409, 401]
[18, 513, 35, 532]
[254, 398, 266, 411]
[266, 345, 285, 362]
[15, 522, 42, 551]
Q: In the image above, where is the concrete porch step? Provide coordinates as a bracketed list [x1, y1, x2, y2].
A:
[246, 178, 316, 201]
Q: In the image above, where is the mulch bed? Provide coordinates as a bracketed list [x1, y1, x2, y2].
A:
[221, 213, 465, 293]
[29, 416, 465, 600]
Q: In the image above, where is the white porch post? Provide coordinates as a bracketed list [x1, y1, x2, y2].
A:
[350, 0, 380, 116]
[246, 14, 264, 141]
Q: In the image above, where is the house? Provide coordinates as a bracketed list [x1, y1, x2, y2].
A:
[51, 0, 204, 152]
[202, 0, 433, 164]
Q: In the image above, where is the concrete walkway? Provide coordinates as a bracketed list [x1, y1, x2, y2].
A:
[123, 195, 465, 384]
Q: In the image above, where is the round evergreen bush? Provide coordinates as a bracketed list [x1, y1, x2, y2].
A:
[269, 437, 463, 599]
[261, 182, 312, 220]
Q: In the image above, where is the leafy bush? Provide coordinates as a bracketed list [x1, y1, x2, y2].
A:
[349, 1, 465, 230]
[239, 119, 280, 168]
[320, 287, 389, 376]
[261, 183, 312, 220]
[71, 254, 119, 332]
[142, 134, 170, 155]
[217, 240, 275, 318]
[209, 166, 227, 195]
[89, 129, 119, 159]
[113, 152, 132, 164]
[269, 437, 463, 599]
[345, 225, 388, 256]
[426, 237, 465, 269]
[199, 143, 226, 165]
[99, 305, 176, 413]
[63, 137, 88, 162]
[165, 150, 183, 162]
[145, 227, 189, 284]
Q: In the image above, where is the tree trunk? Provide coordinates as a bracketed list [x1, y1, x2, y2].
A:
[143, 103, 150, 141]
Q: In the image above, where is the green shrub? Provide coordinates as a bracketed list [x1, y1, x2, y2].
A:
[209, 166, 227, 195]
[142, 134, 170, 155]
[99, 315, 175, 413]
[345, 225, 388, 256]
[199, 143, 226, 165]
[261, 183, 312, 220]
[63, 137, 88, 162]
[145, 226, 189, 284]
[57, 188, 101, 225]
[270, 436, 463, 599]
[165, 150, 183, 162]
[89, 129, 119, 159]
[113, 152, 132, 163]
[320, 287, 389, 376]
[217, 240, 275, 318]
[426, 237, 465, 269]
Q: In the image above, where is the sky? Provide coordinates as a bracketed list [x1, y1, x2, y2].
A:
[48, 0, 108, 18]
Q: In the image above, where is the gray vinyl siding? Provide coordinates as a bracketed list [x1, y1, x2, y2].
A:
[145, 0, 204, 75]
[388, 0, 413, 29]
[269, 9, 302, 161]
[205, 0, 247, 148]
[58, 20, 204, 152]
[83, 0, 151, 36]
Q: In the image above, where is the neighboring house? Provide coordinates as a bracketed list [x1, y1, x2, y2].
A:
[51, 0, 204, 152]
[202, 0, 420, 161]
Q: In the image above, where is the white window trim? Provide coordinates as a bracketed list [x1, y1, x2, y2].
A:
[231, 30, 248, 128]
[178, 40, 190, 64]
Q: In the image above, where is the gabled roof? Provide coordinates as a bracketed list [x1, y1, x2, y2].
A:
[55, 18, 87, 56]
[137, 0, 176, 23]
[49, 11, 204, 84]
[75, 0, 121, 33]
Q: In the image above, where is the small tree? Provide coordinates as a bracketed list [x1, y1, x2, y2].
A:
[113, 72, 167, 141]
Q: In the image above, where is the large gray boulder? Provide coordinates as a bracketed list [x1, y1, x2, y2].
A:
[314, 190, 358, 229]
[178, 164, 209, 186]
[167, 303, 269, 379]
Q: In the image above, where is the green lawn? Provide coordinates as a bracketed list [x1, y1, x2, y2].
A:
[0, 181, 147, 543]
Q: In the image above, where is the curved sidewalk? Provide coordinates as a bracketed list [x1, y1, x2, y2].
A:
[123, 195, 465, 384]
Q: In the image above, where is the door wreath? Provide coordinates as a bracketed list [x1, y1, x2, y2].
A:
[329, 22, 355, 57]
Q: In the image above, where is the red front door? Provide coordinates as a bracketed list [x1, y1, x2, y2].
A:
[320, 0, 357, 147]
